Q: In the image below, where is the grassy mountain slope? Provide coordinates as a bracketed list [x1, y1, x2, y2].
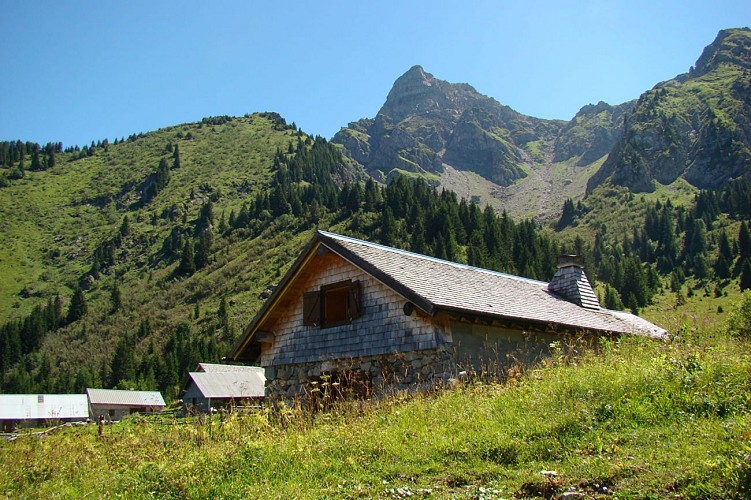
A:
[0, 114, 350, 397]
[588, 28, 751, 193]
[0, 114, 295, 321]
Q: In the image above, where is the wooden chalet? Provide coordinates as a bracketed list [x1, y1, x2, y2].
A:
[229, 231, 667, 403]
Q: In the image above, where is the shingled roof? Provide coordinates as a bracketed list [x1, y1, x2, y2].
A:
[316, 231, 667, 338]
[230, 231, 667, 360]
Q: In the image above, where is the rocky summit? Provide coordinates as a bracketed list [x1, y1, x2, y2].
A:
[335, 28, 751, 216]
[334, 66, 626, 219]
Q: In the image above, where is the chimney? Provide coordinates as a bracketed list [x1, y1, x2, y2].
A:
[548, 255, 600, 310]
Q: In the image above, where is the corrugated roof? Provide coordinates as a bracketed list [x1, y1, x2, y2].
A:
[197, 363, 265, 373]
[86, 388, 165, 407]
[0, 394, 89, 420]
[318, 231, 667, 338]
[187, 371, 265, 399]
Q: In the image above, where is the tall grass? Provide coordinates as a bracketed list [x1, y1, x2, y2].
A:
[1, 326, 750, 498]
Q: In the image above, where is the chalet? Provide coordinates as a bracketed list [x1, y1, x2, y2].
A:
[228, 231, 667, 403]
[182, 363, 265, 414]
[0, 394, 89, 431]
[86, 388, 165, 421]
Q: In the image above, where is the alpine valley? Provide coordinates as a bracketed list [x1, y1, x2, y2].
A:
[1, 27, 751, 403]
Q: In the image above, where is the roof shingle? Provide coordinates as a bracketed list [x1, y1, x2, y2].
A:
[317, 231, 667, 339]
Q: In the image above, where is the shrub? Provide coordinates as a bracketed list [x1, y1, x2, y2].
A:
[727, 290, 751, 338]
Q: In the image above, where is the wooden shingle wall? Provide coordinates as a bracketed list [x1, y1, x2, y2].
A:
[259, 250, 448, 368]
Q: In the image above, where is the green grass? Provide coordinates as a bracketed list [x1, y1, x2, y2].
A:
[2, 304, 750, 498]
[0, 114, 298, 322]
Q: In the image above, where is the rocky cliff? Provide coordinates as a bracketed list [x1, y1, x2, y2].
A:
[334, 66, 568, 185]
[334, 66, 629, 220]
[335, 29, 751, 217]
[587, 28, 751, 193]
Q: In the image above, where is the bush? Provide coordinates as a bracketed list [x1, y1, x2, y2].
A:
[727, 290, 751, 338]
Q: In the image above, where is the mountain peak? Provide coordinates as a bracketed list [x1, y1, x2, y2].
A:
[380, 66, 439, 120]
[402, 64, 430, 80]
[692, 27, 751, 77]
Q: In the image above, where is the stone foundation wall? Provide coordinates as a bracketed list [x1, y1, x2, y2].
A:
[265, 347, 454, 405]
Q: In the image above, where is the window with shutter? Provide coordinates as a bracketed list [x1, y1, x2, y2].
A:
[304, 279, 364, 329]
[348, 280, 362, 320]
[303, 291, 320, 326]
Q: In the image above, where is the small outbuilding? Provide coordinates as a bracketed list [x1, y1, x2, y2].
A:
[86, 388, 165, 421]
[182, 364, 265, 414]
[0, 394, 89, 431]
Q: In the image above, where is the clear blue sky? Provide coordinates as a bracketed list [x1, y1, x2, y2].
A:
[1, 1, 749, 148]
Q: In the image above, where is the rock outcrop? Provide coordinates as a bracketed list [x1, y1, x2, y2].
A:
[587, 28, 751, 193]
[334, 65, 565, 185]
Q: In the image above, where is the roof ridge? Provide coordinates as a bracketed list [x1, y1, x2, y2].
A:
[317, 230, 548, 287]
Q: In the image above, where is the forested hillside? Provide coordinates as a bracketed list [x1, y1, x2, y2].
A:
[0, 115, 574, 399]
[2, 29, 751, 400]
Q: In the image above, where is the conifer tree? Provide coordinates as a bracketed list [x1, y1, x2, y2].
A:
[693, 252, 710, 280]
[741, 259, 751, 292]
[110, 283, 122, 313]
[381, 207, 398, 247]
[31, 147, 41, 170]
[218, 297, 233, 341]
[66, 287, 87, 324]
[119, 215, 130, 237]
[172, 143, 181, 169]
[604, 285, 624, 310]
[177, 240, 196, 276]
[110, 335, 136, 387]
[714, 254, 731, 280]
[717, 229, 733, 262]
[194, 232, 212, 270]
[739, 222, 751, 260]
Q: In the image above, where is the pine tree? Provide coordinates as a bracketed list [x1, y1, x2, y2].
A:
[739, 222, 751, 260]
[693, 252, 710, 279]
[110, 335, 136, 387]
[218, 297, 233, 341]
[381, 207, 398, 247]
[714, 254, 731, 280]
[741, 259, 751, 292]
[194, 231, 212, 270]
[110, 283, 122, 313]
[604, 285, 624, 310]
[717, 229, 733, 261]
[66, 287, 87, 324]
[196, 200, 214, 235]
[172, 143, 181, 169]
[177, 239, 196, 276]
[557, 198, 576, 229]
[119, 215, 130, 237]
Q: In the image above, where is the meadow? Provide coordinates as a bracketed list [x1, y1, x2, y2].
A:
[1, 294, 750, 498]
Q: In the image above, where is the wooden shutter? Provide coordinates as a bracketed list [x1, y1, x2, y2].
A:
[348, 280, 362, 320]
[303, 291, 320, 326]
